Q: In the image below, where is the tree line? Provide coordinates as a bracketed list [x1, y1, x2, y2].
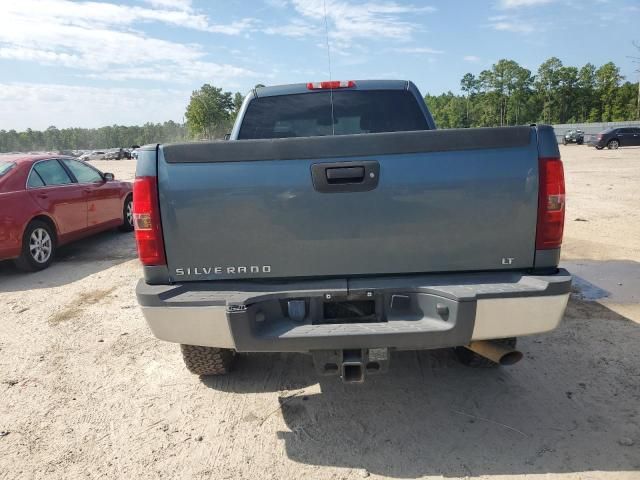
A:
[0, 84, 247, 153]
[0, 121, 188, 153]
[1, 59, 638, 153]
[426, 57, 639, 129]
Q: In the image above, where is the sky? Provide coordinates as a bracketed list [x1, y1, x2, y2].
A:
[0, 0, 638, 131]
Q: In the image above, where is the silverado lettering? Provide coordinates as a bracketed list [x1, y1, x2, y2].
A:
[175, 266, 271, 276]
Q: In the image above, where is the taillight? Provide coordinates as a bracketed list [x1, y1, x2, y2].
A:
[307, 80, 355, 90]
[133, 176, 166, 265]
[536, 157, 565, 250]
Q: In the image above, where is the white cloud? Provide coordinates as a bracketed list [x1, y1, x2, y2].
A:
[267, 1, 435, 49]
[0, 0, 255, 34]
[393, 47, 444, 54]
[499, 0, 554, 7]
[264, 20, 320, 37]
[489, 20, 535, 33]
[463, 55, 481, 62]
[142, 0, 193, 10]
[0, 1, 259, 84]
[487, 14, 539, 34]
[0, 83, 191, 131]
[291, 0, 434, 40]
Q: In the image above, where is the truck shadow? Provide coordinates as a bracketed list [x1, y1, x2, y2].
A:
[0, 229, 136, 291]
[205, 296, 640, 477]
[562, 259, 640, 305]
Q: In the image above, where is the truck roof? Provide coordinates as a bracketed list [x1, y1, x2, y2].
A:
[254, 80, 410, 98]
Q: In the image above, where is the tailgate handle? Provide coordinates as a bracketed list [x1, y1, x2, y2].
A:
[326, 166, 364, 183]
[311, 161, 380, 193]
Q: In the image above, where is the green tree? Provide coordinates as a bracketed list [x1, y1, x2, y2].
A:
[233, 92, 244, 117]
[185, 84, 235, 139]
[558, 66, 579, 122]
[460, 73, 478, 126]
[509, 65, 533, 125]
[578, 63, 597, 122]
[595, 62, 623, 121]
[535, 57, 563, 123]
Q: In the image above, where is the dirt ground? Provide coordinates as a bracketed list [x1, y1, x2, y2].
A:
[1, 147, 639, 480]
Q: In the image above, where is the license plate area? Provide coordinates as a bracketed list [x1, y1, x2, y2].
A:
[318, 298, 381, 325]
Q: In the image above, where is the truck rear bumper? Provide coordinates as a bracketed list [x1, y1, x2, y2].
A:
[136, 270, 571, 352]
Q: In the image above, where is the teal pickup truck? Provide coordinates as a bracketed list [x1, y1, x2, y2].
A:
[134, 80, 571, 383]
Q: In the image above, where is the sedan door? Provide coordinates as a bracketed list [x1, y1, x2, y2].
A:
[631, 128, 640, 146]
[62, 159, 121, 227]
[616, 128, 632, 146]
[27, 159, 87, 236]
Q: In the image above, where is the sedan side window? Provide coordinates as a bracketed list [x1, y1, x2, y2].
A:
[32, 160, 73, 186]
[62, 159, 103, 183]
[27, 170, 45, 188]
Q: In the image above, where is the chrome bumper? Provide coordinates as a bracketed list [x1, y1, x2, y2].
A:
[137, 270, 571, 351]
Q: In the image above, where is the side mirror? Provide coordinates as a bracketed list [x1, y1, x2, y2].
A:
[103, 172, 115, 181]
[224, 133, 231, 140]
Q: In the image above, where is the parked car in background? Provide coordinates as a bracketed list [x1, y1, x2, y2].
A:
[79, 150, 107, 161]
[562, 129, 584, 145]
[589, 127, 640, 150]
[58, 150, 80, 157]
[0, 155, 133, 271]
[104, 148, 133, 160]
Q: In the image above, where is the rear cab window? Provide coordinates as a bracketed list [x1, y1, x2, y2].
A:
[238, 90, 429, 140]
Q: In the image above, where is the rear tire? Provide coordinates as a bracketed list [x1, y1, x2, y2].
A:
[14, 220, 56, 272]
[180, 344, 236, 376]
[607, 139, 619, 149]
[454, 338, 517, 368]
[118, 195, 134, 232]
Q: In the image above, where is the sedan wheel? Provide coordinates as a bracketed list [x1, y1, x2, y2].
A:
[29, 228, 53, 264]
[607, 139, 619, 149]
[126, 201, 133, 226]
[118, 196, 135, 232]
[14, 220, 56, 272]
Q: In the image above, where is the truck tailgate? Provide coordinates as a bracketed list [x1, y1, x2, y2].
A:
[157, 127, 539, 282]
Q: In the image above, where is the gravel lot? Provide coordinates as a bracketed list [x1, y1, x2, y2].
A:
[1, 147, 639, 480]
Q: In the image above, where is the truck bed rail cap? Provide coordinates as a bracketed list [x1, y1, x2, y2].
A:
[162, 126, 533, 164]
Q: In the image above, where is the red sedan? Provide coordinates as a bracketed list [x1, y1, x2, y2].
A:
[0, 154, 133, 271]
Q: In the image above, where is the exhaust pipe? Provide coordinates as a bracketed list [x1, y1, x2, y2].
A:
[465, 340, 523, 366]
